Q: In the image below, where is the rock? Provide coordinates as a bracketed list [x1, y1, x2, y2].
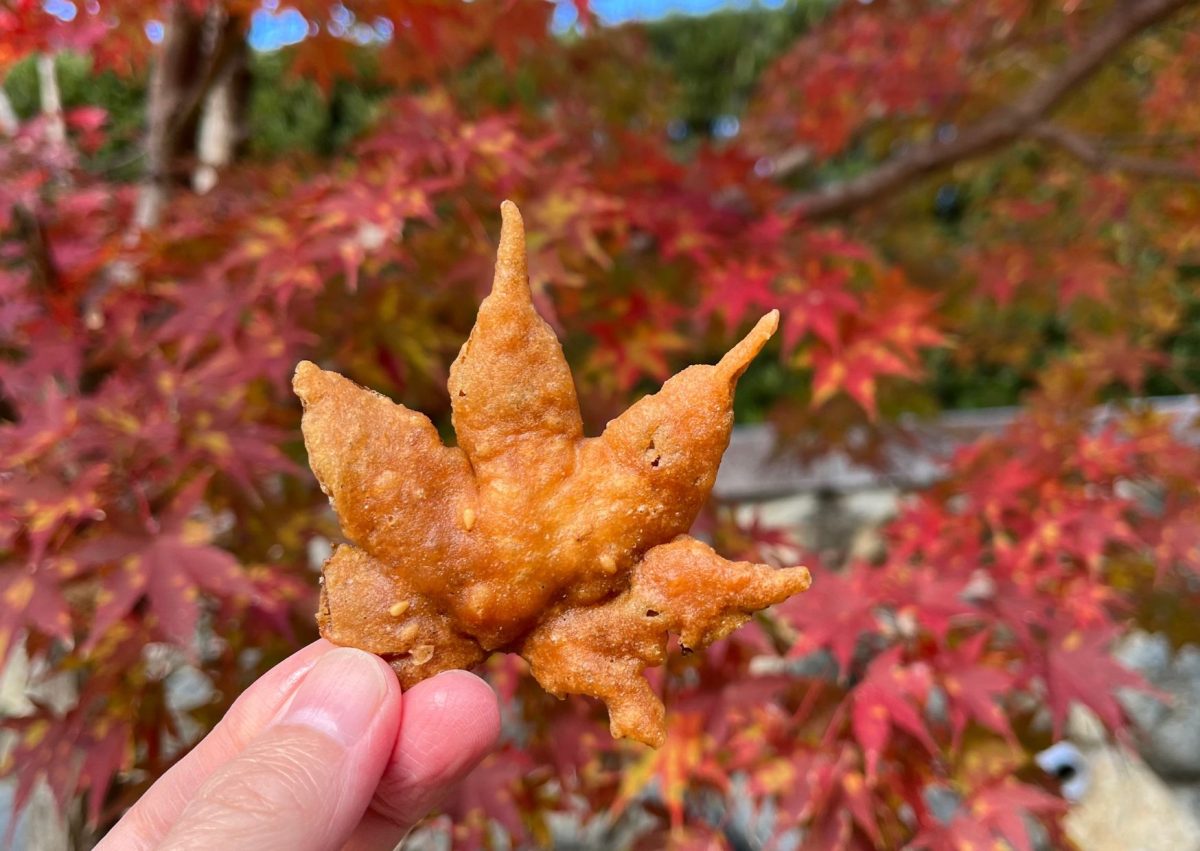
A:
[1036, 705, 1200, 851]
[1117, 632, 1200, 782]
[0, 780, 69, 851]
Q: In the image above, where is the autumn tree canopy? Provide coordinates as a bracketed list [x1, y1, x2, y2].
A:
[2, 0, 1200, 847]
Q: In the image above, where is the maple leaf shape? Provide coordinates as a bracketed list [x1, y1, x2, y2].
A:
[293, 201, 811, 747]
[1043, 625, 1148, 737]
[966, 778, 1064, 851]
[851, 648, 937, 782]
[0, 565, 71, 665]
[68, 478, 255, 651]
[441, 747, 536, 846]
[811, 339, 918, 418]
[936, 631, 1018, 749]
[913, 778, 1063, 851]
[779, 569, 881, 675]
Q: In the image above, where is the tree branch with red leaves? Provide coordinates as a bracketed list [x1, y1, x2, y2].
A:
[782, 0, 1197, 219]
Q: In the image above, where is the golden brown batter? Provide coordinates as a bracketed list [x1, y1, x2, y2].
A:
[293, 201, 810, 747]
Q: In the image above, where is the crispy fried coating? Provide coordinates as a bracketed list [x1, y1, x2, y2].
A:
[293, 201, 811, 747]
[523, 536, 812, 745]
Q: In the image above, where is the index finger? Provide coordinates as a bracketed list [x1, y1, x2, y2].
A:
[342, 669, 500, 851]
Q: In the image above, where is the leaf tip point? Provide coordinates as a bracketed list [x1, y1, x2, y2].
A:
[716, 310, 780, 381]
[493, 200, 529, 295]
[293, 360, 327, 402]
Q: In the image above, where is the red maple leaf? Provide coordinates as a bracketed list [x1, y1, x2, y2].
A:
[69, 479, 254, 651]
[778, 569, 882, 676]
[778, 262, 859, 353]
[443, 746, 536, 845]
[699, 260, 778, 332]
[974, 246, 1034, 306]
[776, 746, 887, 850]
[888, 567, 978, 640]
[850, 649, 937, 781]
[0, 564, 71, 664]
[1054, 250, 1119, 307]
[935, 631, 1017, 749]
[966, 778, 1064, 851]
[1042, 624, 1148, 737]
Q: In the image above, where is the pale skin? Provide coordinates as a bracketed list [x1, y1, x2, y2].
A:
[97, 641, 500, 851]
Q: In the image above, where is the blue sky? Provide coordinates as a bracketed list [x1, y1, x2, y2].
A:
[246, 0, 788, 50]
[42, 0, 788, 51]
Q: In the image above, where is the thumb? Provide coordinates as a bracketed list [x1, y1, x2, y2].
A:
[159, 647, 402, 851]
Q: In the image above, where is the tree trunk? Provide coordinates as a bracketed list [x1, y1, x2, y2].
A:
[134, 3, 201, 231]
[132, 3, 244, 232]
[192, 35, 249, 194]
[36, 53, 65, 146]
[0, 87, 18, 136]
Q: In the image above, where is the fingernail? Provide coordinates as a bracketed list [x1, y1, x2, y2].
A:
[276, 647, 390, 746]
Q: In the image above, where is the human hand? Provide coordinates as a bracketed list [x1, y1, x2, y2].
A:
[97, 640, 500, 851]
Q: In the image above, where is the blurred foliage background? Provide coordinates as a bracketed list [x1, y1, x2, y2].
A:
[3, 0, 1200, 848]
[5, 4, 1199, 418]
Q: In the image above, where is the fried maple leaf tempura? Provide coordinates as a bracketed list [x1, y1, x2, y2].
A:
[293, 201, 811, 747]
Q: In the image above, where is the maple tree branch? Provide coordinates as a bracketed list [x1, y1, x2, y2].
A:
[766, 144, 814, 178]
[1101, 132, 1200, 148]
[1030, 122, 1200, 181]
[782, 0, 1195, 218]
[12, 204, 60, 293]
